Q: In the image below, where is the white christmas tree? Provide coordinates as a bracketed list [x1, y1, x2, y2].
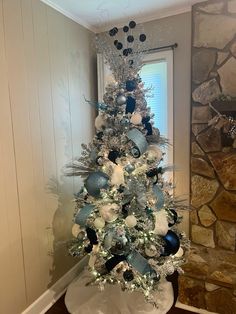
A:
[66, 21, 189, 306]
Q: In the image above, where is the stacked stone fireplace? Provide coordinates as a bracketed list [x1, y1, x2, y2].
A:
[179, 1, 236, 313]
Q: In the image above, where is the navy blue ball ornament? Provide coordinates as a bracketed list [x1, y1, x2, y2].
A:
[129, 21, 136, 29]
[139, 34, 146, 42]
[116, 42, 123, 50]
[125, 96, 136, 114]
[84, 244, 93, 253]
[123, 49, 129, 56]
[85, 171, 109, 197]
[144, 122, 153, 135]
[162, 230, 180, 256]
[108, 150, 120, 164]
[142, 116, 150, 124]
[109, 27, 118, 36]
[127, 35, 134, 43]
[127, 48, 133, 54]
[126, 80, 137, 91]
[123, 25, 129, 32]
[123, 270, 134, 281]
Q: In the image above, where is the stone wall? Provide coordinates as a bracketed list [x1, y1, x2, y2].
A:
[179, 1, 236, 313]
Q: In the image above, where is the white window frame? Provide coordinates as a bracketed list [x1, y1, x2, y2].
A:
[97, 50, 174, 177]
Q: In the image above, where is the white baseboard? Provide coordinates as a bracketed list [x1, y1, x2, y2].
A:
[22, 257, 88, 314]
[176, 301, 218, 314]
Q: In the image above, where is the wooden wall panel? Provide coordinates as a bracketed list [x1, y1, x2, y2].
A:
[0, 1, 26, 312]
[0, 0, 96, 312]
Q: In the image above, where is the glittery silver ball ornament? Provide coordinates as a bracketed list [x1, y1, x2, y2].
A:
[85, 171, 109, 197]
[125, 163, 135, 173]
[116, 94, 127, 106]
[104, 128, 114, 135]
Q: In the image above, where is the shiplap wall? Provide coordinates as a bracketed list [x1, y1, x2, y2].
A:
[0, 0, 96, 313]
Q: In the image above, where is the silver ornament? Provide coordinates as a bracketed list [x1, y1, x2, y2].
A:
[125, 164, 135, 173]
[120, 117, 130, 126]
[116, 94, 127, 105]
[104, 128, 114, 135]
[85, 171, 109, 197]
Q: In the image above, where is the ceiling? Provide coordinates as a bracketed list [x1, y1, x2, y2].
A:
[41, 0, 205, 32]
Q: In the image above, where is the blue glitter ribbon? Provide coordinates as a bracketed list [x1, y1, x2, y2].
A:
[153, 184, 165, 210]
[127, 250, 155, 275]
[74, 204, 95, 227]
[127, 128, 148, 156]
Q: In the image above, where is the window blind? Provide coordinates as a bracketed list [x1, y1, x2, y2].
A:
[140, 61, 168, 138]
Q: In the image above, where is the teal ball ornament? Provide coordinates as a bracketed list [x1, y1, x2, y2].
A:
[85, 171, 109, 197]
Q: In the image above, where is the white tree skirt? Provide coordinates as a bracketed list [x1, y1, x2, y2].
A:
[65, 270, 174, 314]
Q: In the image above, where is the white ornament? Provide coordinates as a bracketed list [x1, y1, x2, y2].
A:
[95, 114, 106, 130]
[125, 215, 137, 228]
[111, 164, 124, 186]
[153, 210, 169, 235]
[130, 113, 142, 125]
[174, 247, 184, 258]
[146, 145, 163, 163]
[100, 203, 119, 222]
[94, 217, 105, 229]
[71, 224, 82, 237]
[145, 245, 157, 257]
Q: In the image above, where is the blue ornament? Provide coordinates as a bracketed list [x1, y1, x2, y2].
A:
[129, 21, 136, 29]
[85, 171, 109, 197]
[123, 270, 134, 281]
[109, 27, 118, 36]
[142, 116, 150, 124]
[144, 122, 153, 135]
[123, 49, 129, 56]
[162, 230, 180, 256]
[127, 35, 134, 43]
[123, 25, 129, 32]
[126, 96, 136, 114]
[108, 150, 120, 164]
[126, 80, 137, 91]
[75, 204, 95, 227]
[116, 42, 123, 50]
[139, 34, 146, 42]
[146, 207, 153, 215]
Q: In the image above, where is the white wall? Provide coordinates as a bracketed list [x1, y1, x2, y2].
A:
[0, 0, 96, 313]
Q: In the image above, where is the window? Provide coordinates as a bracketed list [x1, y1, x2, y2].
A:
[140, 50, 173, 172]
